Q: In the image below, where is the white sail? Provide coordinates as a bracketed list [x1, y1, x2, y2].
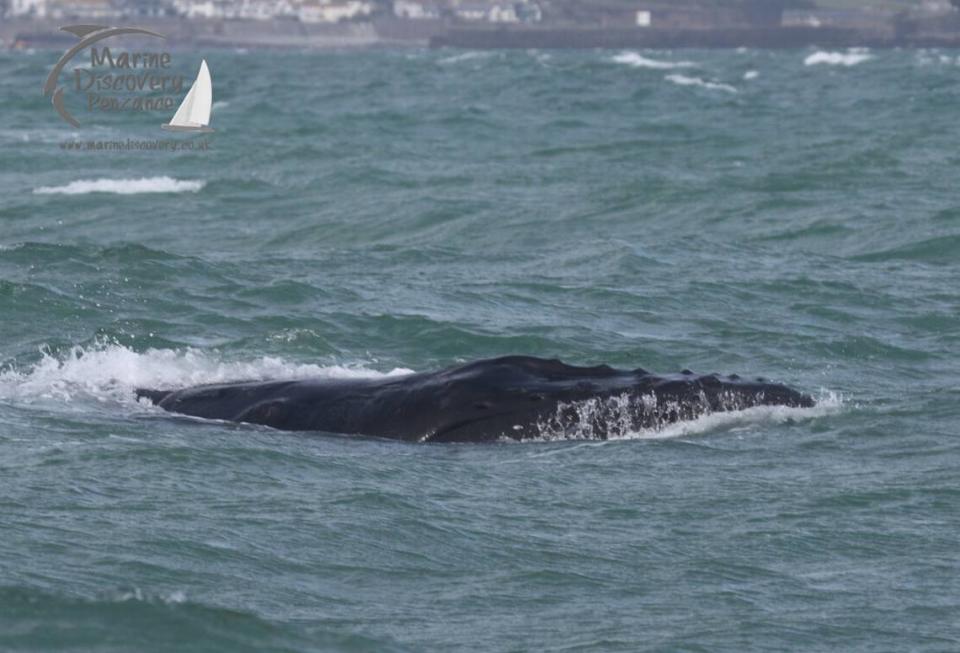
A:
[163, 60, 213, 131]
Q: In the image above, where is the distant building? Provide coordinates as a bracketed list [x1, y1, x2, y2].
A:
[453, 1, 486, 21]
[393, 0, 441, 20]
[515, 1, 539, 23]
[157, 0, 375, 21]
[239, 0, 294, 20]
[298, 0, 372, 23]
[115, 0, 177, 17]
[633, 1, 783, 30]
[451, 0, 532, 23]
[7, 0, 47, 17]
[919, 0, 954, 14]
[46, 0, 119, 19]
[172, 0, 230, 18]
[488, 2, 516, 23]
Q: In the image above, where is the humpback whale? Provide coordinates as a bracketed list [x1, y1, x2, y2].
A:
[136, 356, 814, 443]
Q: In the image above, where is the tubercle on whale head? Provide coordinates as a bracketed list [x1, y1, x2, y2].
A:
[758, 384, 816, 408]
[701, 377, 815, 410]
[632, 372, 815, 411]
[431, 369, 816, 442]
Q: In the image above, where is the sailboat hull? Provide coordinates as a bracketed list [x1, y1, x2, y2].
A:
[161, 124, 215, 133]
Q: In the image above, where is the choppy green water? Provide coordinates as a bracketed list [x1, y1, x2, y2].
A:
[1, 47, 959, 651]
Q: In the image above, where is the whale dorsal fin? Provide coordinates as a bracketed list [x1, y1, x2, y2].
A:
[61, 24, 110, 38]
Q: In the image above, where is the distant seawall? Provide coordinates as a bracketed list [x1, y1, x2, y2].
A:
[0, 18, 379, 50]
[430, 24, 960, 50]
[431, 26, 885, 50]
[4, 17, 960, 50]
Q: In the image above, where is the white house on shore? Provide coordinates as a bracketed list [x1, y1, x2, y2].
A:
[240, 0, 295, 20]
[169, 0, 369, 22]
[46, 0, 120, 19]
[7, 0, 47, 17]
[393, 0, 441, 20]
[298, 0, 372, 23]
[450, 1, 532, 23]
[487, 2, 516, 23]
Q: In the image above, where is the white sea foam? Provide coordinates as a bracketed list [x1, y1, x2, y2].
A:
[615, 391, 843, 441]
[438, 51, 492, 65]
[913, 51, 958, 66]
[665, 74, 738, 93]
[0, 129, 80, 144]
[529, 50, 552, 65]
[530, 390, 842, 443]
[743, 70, 759, 80]
[612, 51, 695, 70]
[113, 587, 188, 604]
[804, 50, 872, 67]
[212, 100, 230, 111]
[0, 343, 412, 406]
[33, 177, 205, 196]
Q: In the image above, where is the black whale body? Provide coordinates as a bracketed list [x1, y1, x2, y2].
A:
[137, 356, 814, 443]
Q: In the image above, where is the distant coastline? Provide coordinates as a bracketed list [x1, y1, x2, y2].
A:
[5, 16, 960, 50]
[429, 25, 959, 50]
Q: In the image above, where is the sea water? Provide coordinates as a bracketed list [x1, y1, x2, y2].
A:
[1, 48, 958, 651]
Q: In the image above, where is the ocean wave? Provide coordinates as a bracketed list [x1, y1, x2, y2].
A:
[665, 74, 738, 93]
[804, 50, 873, 67]
[0, 342, 412, 406]
[33, 177, 205, 196]
[438, 51, 493, 65]
[0, 128, 80, 144]
[612, 51, 695, 69]
[743, 70, 759, 80]
[528, 49, 552, 65]
[850, 233, 960, 265]
[0, 585, 408, 653]
[915, 51, 960, 66]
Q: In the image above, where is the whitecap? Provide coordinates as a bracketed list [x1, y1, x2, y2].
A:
[0, 129, 80, 144]
[615, 390, 843, 441]
[665, 74, 738, 93]
[804, 50, 872, 67]
[438, 51, 491, 65]
[0, 342, 413, 406]
[743, 70, 759, 80]
[529, 50, 552, 65]
[33, 177, 205, 195]
[528, 390, 843, 443]
[113, 587, 188, 604]
[612, 51, 695, 70]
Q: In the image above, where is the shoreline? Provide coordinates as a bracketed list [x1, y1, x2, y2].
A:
[5, 17, 960, 51]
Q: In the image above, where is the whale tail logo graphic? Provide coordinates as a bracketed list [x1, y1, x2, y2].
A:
[43, 24, 166, 128]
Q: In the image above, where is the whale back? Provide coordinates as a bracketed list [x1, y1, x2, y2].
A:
[136, 356, 814, 442]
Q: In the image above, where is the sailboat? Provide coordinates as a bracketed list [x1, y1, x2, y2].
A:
[162, 59, 214, 133]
